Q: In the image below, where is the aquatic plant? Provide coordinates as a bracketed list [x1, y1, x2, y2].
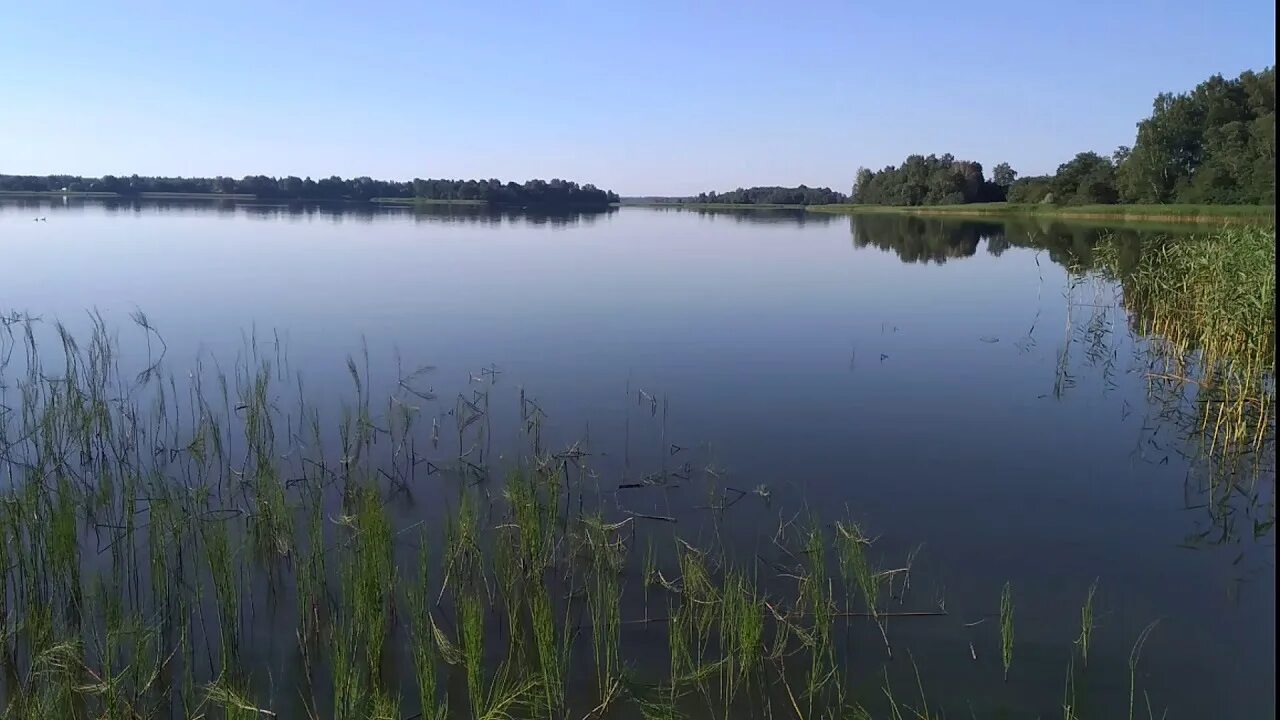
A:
[0, 315, 1196, 719]
[1096, 225, 1276, 457]
[999, 581, 1014, 682]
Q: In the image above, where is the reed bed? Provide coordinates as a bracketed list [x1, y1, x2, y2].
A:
[1095, 225, 1276, 459]
[0, 313, 1178, 718]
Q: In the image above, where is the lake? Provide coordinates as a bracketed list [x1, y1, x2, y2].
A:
[0, 197, 1273, 718]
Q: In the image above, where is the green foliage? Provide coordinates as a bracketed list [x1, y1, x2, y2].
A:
[1006, 176, 1054, 204]
[992, 162, 1018, 188]
[854, 66, 1274, 209]
[999, 582, 1014, 682]
[1052, 152, 1120, 205]
[1118, 67, 1275, 204]
[851, 154, 1004, 205]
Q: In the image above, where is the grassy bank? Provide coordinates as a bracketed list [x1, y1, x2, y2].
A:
[808, 201, 1275, 224]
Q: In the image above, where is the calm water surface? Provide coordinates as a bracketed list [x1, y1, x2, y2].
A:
[0, 198, 1273, 717]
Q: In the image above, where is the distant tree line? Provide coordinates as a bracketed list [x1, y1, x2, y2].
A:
[855, 67, 1275, 207]
[0, 173, 620, 207]
[687, 186, 848, 205]
[850, 156, 1012, 205]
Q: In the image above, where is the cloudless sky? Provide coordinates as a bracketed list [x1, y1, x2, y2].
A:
[0, 1, 1274, 195]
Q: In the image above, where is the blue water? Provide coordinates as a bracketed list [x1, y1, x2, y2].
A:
[1, 198, 1272, 718]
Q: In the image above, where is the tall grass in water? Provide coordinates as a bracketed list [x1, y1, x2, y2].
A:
[799, 522, 837, 715]
[406, 531, 445, 720]
[718, 569, 763, 713]
[835, 520, 888, 655]
[1128, 620, 1161, 720]
[1096, 225, 1275, 457]
[1076, 578, 1098, 666]
[581, 514, 624, 712]
[0, 315, 1187, 719]
[999, 582, 1014, 682]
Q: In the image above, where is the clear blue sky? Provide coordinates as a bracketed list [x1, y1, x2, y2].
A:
[1, 1, 1273, 196]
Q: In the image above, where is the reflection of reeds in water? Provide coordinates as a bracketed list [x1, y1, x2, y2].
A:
[0, 315, 1177, 719]
[1082, 227, 1276, 557]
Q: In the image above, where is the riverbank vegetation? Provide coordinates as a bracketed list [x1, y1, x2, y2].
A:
[1095, 224, 1275, 458]
[0, 174, 619, 207]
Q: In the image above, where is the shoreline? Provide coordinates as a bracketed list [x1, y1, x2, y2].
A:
[622, 200, 1275, 225]
[807, 202, 1275, 224]
[6, 191, 1271, 225]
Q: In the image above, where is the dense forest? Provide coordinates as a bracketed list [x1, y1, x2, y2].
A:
[636, 186, 847, 205]
[855, 66, 1275, 206]
[0, 174, 620, 207]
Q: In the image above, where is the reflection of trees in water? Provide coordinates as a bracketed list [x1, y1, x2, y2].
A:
[848, 213, 1155, 271]
[0, 198, 617, 227]
[1000, 219, 1153, 272]
[848, 213, 1274, 558]
[173, 200, 617, 227]
[845, 212, 1277, 558]
[396, 204, 618, 227]
[848, 214, 990, 263]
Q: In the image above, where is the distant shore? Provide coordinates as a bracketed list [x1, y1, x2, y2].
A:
[0, 191, 611, 209]
[7, 191, 1271, 224]
[0, 190, 257, 200]
[624, 200, 1275, 224]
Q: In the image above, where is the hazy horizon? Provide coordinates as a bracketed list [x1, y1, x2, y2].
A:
[1, 1, 1274, 196]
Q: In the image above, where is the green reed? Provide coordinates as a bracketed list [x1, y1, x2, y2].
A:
[0, 315, 1189, 719]
[581, 514, 624, 711]
[718, 568, 763, 715]
[999, 581, 1014, 682]
[1095, 225, 1276, 458]
[407, 530, 446, 720]
[202, 516, 239, 671]
[1077, 578, 1098, 666]
[801, 522, 836, 711]
[1128, 620, 1161, 720]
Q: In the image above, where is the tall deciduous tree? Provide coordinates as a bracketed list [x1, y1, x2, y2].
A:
[992, 163, 1017, 188]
